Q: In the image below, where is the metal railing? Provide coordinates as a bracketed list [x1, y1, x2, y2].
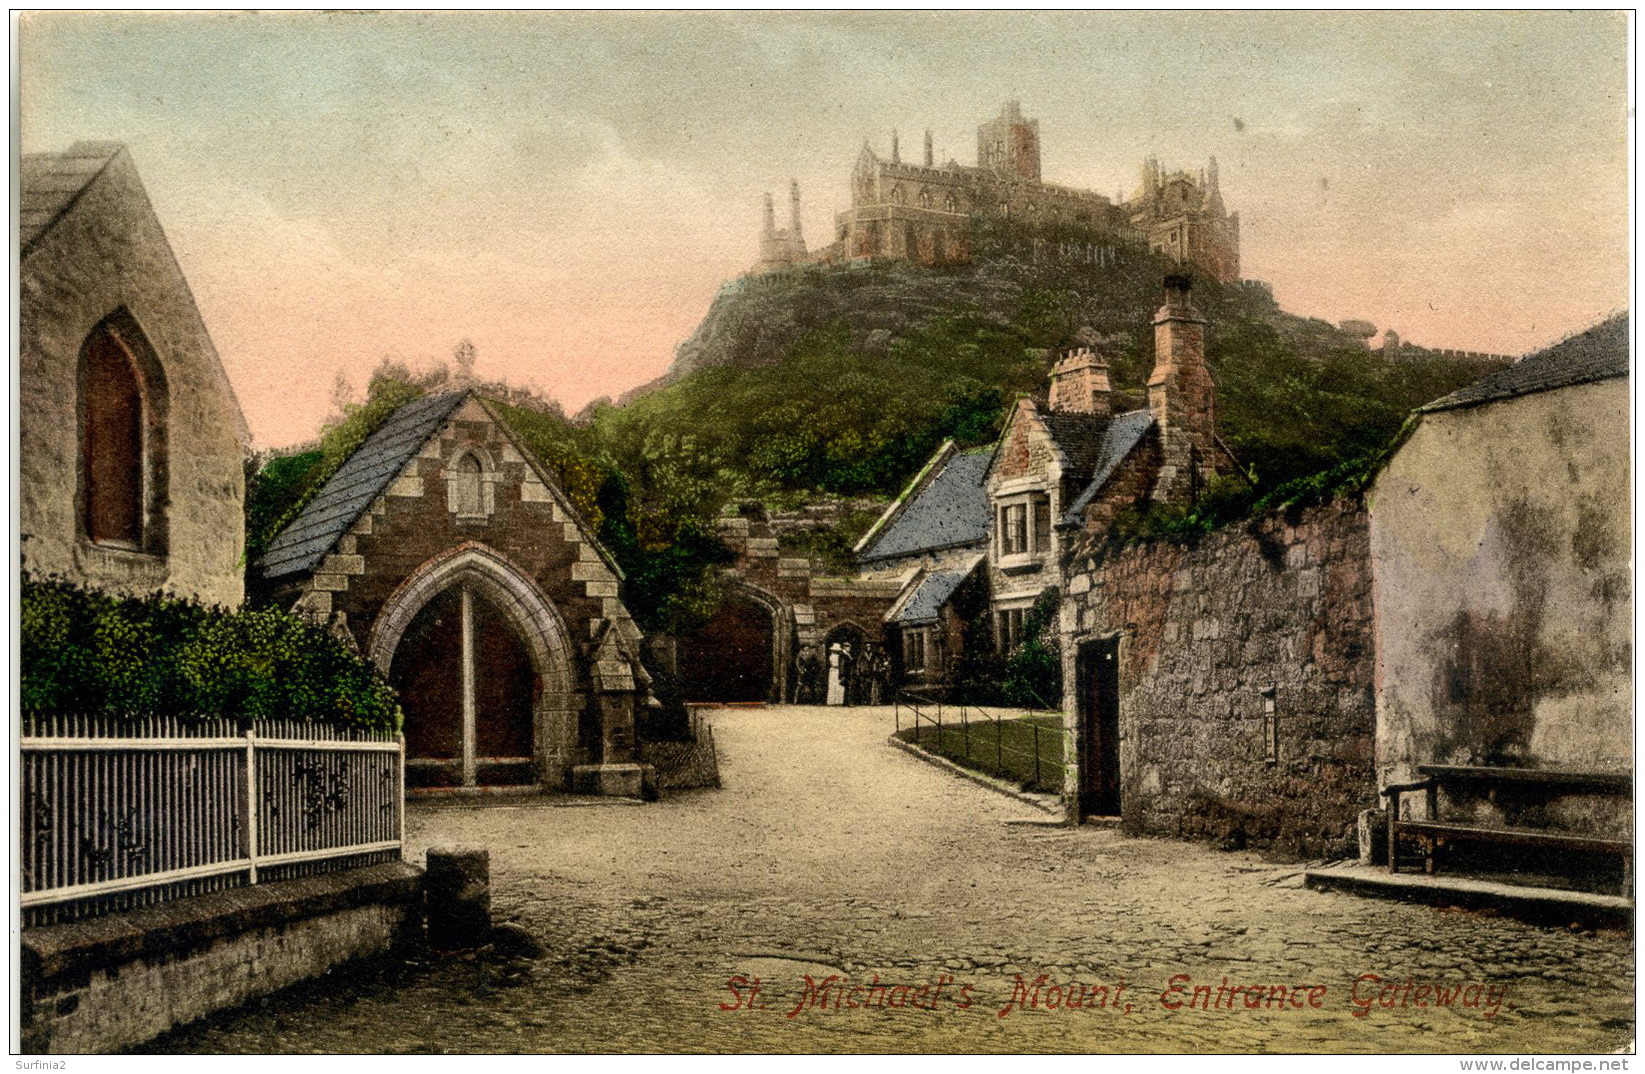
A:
[20, 713, 404, 926]
[894, 690, 1065, 794]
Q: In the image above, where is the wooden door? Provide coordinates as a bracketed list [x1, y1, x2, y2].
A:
[1078, 637, 1122, 818]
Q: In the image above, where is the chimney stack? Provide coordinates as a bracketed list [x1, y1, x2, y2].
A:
[1147, 274, 1217, 504]
[1048, 348, 1112, 418]
[762, 192, 776, 236]
[789, 179, 803, 239]
[924, 130, 934, 168]
[891, 129, 901, 164]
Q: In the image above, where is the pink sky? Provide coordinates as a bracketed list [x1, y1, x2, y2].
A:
[20, 11, 1630, 448]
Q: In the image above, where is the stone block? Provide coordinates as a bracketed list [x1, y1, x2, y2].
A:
[387, 475, 423, 498]
[425, 846, 491, 950]
[1357, 809, 1388, 865]
[571, 561, 613, 582]
[310, 573, 350, 592]
[520, 479, 552, 503]
[584, 579, 619, 598]
[571, 763, 654, 799]
[321, 554, 365, 576]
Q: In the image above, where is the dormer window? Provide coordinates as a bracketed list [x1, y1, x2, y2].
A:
[995, 491, 1052, 568]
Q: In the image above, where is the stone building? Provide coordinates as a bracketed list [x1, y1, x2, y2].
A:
[1368, 314, 1630, 837]
[753, 102, 1241, 283]
[20, 141, 250, 607]
[677, 509, 903, 705]
[994, 275, 1239, 645]
[1049, 278, 1376, 855]
[854, 441, 994, 687]
[753, 180, 809, 274]
[256, 391, 653, 797]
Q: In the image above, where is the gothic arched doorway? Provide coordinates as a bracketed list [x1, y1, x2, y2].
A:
[822, 622, 872, 707]
[389, 583, 537, 787]
[369, 544, 578, 791]
[679, 591, 775, 703]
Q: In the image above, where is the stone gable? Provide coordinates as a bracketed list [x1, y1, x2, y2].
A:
[20, 146, 247, 608]
[268, 396, 645, 792]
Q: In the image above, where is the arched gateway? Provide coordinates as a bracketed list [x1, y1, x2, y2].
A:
[677, 577, 796, 703]
[369, 544, 579, 789]
[255, 390, 653, 797]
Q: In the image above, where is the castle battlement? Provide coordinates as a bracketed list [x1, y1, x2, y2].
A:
[753, 102, 1239, 282]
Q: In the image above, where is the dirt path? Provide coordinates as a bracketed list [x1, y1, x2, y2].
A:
[152, 705, 1634, 1054]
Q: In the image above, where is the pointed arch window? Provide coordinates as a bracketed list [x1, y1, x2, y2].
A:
[446, 447, 496, 520]
[80, 314, 166, 553]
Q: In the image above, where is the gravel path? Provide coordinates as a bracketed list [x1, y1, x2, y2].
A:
[151, 705, 1634, 1054]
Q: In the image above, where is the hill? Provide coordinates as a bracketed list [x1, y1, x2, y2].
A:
[592, 224, 1510, 505]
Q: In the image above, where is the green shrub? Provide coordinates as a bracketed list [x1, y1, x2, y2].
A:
[20, 576, 400, 731]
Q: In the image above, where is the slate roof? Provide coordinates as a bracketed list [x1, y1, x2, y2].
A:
[1060, 409, 1157, 525]
[1420, 313, 1629, 414]
[890, 564, 976, 625]
[1039, 407, 1117, 480]
[20, 141, 125, 256]
[858, 449, 992, 563]
[258, 391, 473, 580]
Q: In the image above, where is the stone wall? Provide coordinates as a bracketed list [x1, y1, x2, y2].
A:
[21, 863, 422, 1054]
[20, 148, 247, 608]
[691, 511, 904, 701]
[1369, 379, 1630, 837]
[1060, 497, 1375, 858]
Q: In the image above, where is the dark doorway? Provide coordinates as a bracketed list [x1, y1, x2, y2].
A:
[392, 587, 464, 788]
[391, 583, 538, 788]
[678, 593, 773, 702]
[1077, 637, 1122, 818]
[471, 590, 537, 785]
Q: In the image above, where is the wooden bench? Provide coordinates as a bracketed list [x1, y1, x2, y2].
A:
[1382, 765, 1632, 891]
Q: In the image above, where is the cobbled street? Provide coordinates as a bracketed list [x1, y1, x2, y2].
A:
[153, 706, 1634, 1054]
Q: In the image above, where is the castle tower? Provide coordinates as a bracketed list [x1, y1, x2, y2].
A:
[1048, 348, 1112, 418]
[924, 130, 934, 168]
[1147, 274, 1217, 505]
[977, 100, 1041, 181]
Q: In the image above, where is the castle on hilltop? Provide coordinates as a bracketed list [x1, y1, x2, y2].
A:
[754, 101, 1241, 283]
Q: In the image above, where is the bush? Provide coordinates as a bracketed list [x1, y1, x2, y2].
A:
[20, 576, 400, 731]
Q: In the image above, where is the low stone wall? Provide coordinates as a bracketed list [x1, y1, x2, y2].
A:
[1060, 497, 1376, 858]
[21, 862, 423, 1054]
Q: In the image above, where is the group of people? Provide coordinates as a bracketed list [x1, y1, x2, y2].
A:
[795, 640, 892, 706]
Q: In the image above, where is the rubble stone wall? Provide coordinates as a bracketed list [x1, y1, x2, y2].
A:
[1060, 496, 1375, 858]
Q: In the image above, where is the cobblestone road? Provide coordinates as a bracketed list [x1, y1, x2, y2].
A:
[155, 706, 1634, 1054]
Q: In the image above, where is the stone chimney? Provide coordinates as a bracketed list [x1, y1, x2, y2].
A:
[789, 179, 803, 240]
[1147, 274, 1217, 504]
[891, 129, 900, 164]
[762, 192, 775, 236]
[924, 130, 934, 168]
[1048, 348, 1112, 418]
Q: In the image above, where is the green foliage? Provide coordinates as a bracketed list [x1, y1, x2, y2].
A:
[947, 587, 1062, 709]
[594, 320, 1031, 502]
[20, 576, 400, 730]
[1000, 588, 1063, 709]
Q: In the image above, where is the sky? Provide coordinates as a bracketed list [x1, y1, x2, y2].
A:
[18, 11, 1631, 449]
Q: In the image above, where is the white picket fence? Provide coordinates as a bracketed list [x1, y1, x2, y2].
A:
[20, 714, 404, 926]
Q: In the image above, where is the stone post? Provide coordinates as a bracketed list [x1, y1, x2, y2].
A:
[426, 845, 491, 949]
